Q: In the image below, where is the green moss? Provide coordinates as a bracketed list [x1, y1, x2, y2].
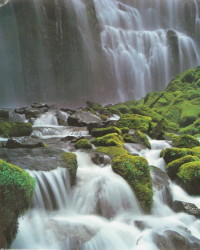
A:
[112, 154, 153, 213]
[161, 148, 193, 164]
[61, 152, 78, 185]
[74, 139, 92, 149]
[167, 155, 199, 179]
[107, 107, 121, 116]
[117, 114, 152, 133]
[0, 122, 32, 138]
[123, 133, 138, 143]
[91, 126, 122, 137]
[163, 132, 178, 141]
[114, 104, 131, 114]
[131, 104, 163, 122]
[96, 146, 128, 158]
[0, 160, 35, 246]
[177, 161, 200, 195]
[92, 133, 124, 147]
[120, 127, 129, 134]
[133, 130, 151, 149]
[180, 101, 199, 126]
[172, 134, 200, 148]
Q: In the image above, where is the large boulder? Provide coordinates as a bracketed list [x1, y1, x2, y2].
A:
[0, 160, 35, 247]
[67, 110, 102, 127]
[166, 155, 199, 180]
[177, 161, 200, 195]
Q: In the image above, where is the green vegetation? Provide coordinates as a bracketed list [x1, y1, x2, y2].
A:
[112, 154, 153, 213]
[61, 152, 78, 185]
[96, 146, 128, 158]
[0, 160, 35, 246]
[92, 133, 124, 147]
[177, 161, 200, 195]
[0, 109, 9, 120]
[91, 126, 122, 137]
[117, 114, 152, 133]
[172, 134, 200, 148]
[167, 155, 199, 179]
[74, 139, 92, 149]
[120, 127, 129, 134]
[0, 122, 32, 137]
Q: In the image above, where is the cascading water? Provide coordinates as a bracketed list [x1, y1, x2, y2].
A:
[0, 0, 199, 106]
[13, 149, 200, 249]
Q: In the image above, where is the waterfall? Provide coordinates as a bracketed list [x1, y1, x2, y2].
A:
[0, 0, 199, 107]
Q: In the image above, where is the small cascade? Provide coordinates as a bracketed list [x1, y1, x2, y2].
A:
[33, 112, 58, 126]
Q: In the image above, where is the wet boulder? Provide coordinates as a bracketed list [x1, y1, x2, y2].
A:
[68, 110, 102, 127]
[173, 200, 200, 218]
[25, 109, 44, 119]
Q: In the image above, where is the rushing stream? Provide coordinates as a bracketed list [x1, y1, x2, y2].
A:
[12, 115, 200, 249]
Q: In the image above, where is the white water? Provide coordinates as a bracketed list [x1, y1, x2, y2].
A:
[13, 145, 200, 249]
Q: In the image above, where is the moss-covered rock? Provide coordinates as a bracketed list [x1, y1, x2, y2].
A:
[117, 114, 152, 133]
[91, 126, 122, 137]
[123, 133, 138, 143]
[0, 160, 35, 247]
[167, 155, 199, 179]
[172, 134, 200, 148]
[163, 132, 178, 141]
[112, 154, 153, 213]
[161, 148, 193, 164]
[96, 146, 128, 158]
[133, 130, 151, 149]
[177, 161, 200, 195]
[74, 139, 92, 149]
[61, 152, 78, 185]
[0, 122, 32, 138]
[92, 133, 124, 147]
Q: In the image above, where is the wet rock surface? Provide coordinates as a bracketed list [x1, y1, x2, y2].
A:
[173, 200, 200, 218]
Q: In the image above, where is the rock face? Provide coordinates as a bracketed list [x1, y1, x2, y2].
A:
[173, 200, 200, 218]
